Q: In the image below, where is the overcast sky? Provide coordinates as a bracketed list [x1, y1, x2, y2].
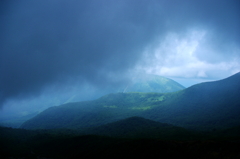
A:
[0, 0, 240, 112]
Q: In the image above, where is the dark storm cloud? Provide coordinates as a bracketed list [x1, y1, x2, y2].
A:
[0, 0, 239, 106]
[0, 0, 162, 105]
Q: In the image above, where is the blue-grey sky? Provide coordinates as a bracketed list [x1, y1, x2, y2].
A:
[0, 0, 240, 113]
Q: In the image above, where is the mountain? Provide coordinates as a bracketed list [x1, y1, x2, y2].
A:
[0, 74, 184, 129]
[123, 74, 185, 93]
[20, 92, 165, 129]
[62, 74, 185, 103]
[21, 73, 240, 130]
[141, 72, 240, 130]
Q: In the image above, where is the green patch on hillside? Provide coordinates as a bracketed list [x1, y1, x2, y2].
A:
[103, 105, 118, 108]
[147, 95, 165, 102]
[129, 106, 153, 111]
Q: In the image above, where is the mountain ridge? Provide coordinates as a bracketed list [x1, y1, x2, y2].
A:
[21, 73, 240, 130]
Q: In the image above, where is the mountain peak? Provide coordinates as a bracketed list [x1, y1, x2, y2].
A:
[123, 74, 185, 93]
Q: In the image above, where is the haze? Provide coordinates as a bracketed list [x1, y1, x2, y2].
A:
[0, 0, 239, 123]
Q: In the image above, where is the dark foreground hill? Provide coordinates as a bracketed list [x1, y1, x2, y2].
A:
[82, 116, 200, 140]
[21, 72, 240, 131]
[1, 125, 240, 159]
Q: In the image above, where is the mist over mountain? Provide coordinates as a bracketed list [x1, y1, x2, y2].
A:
[21, 72, 240, 131]
[60, 74, 185, 102]
[0, 74, 184, 128]
[123, 74, 185, 93]
[1, 0, 239, 110]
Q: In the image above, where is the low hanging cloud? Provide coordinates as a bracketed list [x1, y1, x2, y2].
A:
[139, 30, 240, 79]
[0, 0, 240, 107]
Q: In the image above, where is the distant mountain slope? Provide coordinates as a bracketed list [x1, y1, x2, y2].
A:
[123, 74, 185, 93]
[64, 74, 185, 103]
[142, 72, 240, 130]
[21, 73, 240, 130]
[63, 74, 185, 104]
[21, 92, 167, 129]
[0, 74, 184, 129]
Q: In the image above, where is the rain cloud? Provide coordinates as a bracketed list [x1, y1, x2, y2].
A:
[0, 0, 240, 107]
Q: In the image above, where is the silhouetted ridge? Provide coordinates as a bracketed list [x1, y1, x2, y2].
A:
[85, 116, 195, 139]
[96, 116, 171, 129]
